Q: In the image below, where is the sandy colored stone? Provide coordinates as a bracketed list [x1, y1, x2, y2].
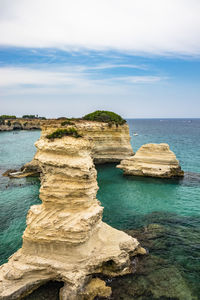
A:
[41, 120, 134, 163]
[0, 118, 44, 131]
[4, 120, 133, 178]
[0, 119, 133, 164]
[117, 143, 184, 178]
[0, 128, 141, 300]
[80, 278, 112, 300]
[76, 121, 133, 163]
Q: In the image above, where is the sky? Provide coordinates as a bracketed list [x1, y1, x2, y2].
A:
[0, 0, 200, 118]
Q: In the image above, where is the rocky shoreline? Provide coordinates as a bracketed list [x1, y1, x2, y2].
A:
[0, 119, 44, 131]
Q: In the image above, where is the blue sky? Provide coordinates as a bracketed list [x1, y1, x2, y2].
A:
[0, 0, 200, 118]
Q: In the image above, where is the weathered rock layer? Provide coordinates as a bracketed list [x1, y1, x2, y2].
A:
[41, 120, 134, 163]
[0, 119, 44, 131]
[75, 121, 134, 163]
[0, 128, 143, 299]
[16, 120, 133, 179]
[117, 143, 184, 178]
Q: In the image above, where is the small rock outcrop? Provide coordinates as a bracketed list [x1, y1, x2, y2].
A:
[0, 127, 144, 299]
[117, 143, 184, 178]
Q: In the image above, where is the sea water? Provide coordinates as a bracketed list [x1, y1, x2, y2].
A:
[0, 130, 41, 265]
[0, 120, 200, 299]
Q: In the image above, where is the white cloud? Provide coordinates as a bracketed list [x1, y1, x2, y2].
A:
[0, 67, 85, 87]
[0, 66, 164, 96]
[81, 64, 147, 71]
[114, 76, 163, 83]
[0, 0, 200, 56]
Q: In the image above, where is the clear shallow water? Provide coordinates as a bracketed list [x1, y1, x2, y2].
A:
[0, 120, 200, 299]
[0, 130, 41, 264]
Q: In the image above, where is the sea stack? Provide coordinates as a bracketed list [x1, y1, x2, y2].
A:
[117, 143, 184, 178]
[18, 119, 134, 178]
[0, 127, 144, 300]
[76, 120, 134, 163]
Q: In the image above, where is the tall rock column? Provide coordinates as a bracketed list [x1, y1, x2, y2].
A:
[0, 129, 143, 300]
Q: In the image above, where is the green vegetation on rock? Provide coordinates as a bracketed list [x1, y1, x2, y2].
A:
[22, 115, 46, 119]
[22, 115, 36, 119]
[82, 110, 126, 125]
[46, 128, 81, 140]
[61, 120, 75, 126]
[0, 115, 16, 119]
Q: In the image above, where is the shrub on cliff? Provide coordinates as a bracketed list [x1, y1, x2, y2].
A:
[22, 115, 46, 119]
[0, 115, 16, 119]
[57, 117, 68, 120]
[46, 128, 81, 140]
[22, 115, 36, 119]
[61, 120, 75, 126]
[82, 111, 126, 125]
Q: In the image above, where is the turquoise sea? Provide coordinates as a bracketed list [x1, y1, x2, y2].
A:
[0, 119, 200, 299]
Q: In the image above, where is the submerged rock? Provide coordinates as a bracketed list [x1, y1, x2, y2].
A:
[109, 255, 196, 300]
[117, 143, 184, 178]
[106, 222, 198, 300]
[0, 127, 143, 300]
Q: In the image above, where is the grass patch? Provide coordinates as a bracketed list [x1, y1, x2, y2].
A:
[46, 128, 81, 140]
[82, 110, 126, 125]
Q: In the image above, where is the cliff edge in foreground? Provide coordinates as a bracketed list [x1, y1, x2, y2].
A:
[117, 143, 184, 178]
[0, 128, 144, 300]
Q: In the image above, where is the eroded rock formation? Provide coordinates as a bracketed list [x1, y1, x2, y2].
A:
[0, 119, 44, 131]
[0, 118, 133, 164]
[46, 120, 134, 163]
[0, 128, 144, 300]
[117, 143, 184, 178]
[10, 120, 133, 178]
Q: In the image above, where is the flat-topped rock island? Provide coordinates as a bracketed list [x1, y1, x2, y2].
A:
[117, 143, 184, 178]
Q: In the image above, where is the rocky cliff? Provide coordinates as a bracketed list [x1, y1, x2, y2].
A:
[0, 119, 44, 131]
[73, 120, 134, 163]
[117, 143, 184, 178]
[0, 128, 144, 299]
[16, 120, 133, 179]
[1, 119, 133, 165]
[42, 120, 134, 163]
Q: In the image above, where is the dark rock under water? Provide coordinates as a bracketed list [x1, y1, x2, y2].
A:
[103, 212, 200, 300]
